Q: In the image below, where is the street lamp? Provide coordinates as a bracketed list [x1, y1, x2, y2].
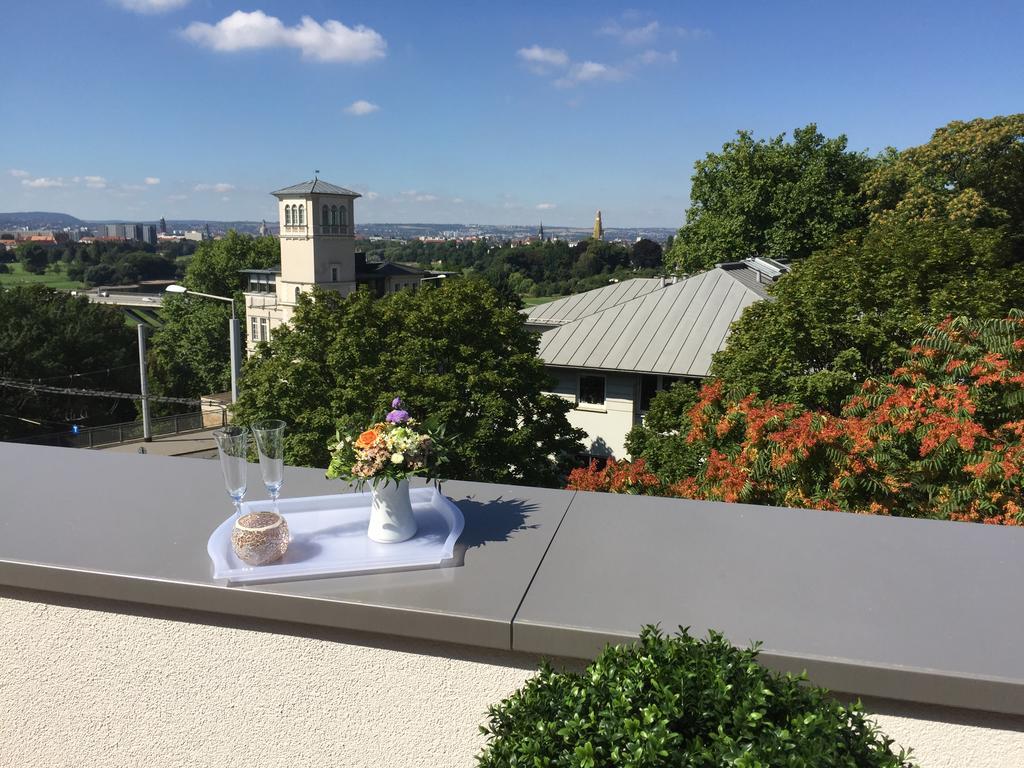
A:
[419, 274, 447, 284]
[166, 284, 242, 403]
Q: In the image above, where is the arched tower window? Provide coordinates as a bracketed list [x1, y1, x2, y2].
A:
[339, 206, 347, 226]
[298, 205, 305, 225]
[322, 205, 329, 229]
[295, 286, 301, 303]
[330, 205, 337, 226]
[285, 205, 292, 226]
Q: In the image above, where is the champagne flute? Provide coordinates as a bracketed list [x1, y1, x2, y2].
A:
[252, 419, 286, 512]
[213, 426, 248, 518]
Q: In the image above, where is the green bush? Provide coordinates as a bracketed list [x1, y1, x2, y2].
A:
[478, 627, 915, 767]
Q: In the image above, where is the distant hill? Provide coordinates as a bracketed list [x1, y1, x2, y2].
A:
[0, 211, 85, 230]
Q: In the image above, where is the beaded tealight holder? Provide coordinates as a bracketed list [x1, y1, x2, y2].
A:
[231, 511, 289, 566]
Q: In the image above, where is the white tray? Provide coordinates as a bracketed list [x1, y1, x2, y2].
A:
[207, 485, 465, 585]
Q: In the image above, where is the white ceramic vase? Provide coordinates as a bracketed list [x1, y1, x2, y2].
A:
[368, 479, 418, 543]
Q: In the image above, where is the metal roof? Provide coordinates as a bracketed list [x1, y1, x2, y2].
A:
[523, 278, 665, 327]
[536, 267, 767, 378]
[271, 179, 362, 197]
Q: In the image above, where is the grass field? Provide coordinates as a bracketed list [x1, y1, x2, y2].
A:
[0, 262, 85, 290]
[521, 295, 562, 307]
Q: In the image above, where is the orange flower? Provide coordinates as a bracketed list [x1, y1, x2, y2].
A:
[354, 428, 381, 449]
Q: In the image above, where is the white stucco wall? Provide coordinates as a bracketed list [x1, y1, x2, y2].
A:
[2, 587, 1022, 768]
[548, 368, 637, 458]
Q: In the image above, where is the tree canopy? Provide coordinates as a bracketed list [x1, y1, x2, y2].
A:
[572, 312, 1024, 526]
[0, 286, 139, 439]
[234, 279, 585, 485]
[711, 114, 1024, 411]
[150, 232, 279, 398]
[665, 124, 874, 274]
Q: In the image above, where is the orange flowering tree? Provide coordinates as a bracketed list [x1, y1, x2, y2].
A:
[568, 312, 1024, 525]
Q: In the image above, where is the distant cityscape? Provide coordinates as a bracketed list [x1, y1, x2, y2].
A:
[0, 211, 676, 247]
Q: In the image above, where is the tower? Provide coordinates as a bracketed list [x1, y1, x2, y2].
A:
[258, 219, 268, 237]
[539, 221, 544, 241]
[270, 178, 362, 318]
[593, 210, 603, 241]
[158, 216, 167, 234]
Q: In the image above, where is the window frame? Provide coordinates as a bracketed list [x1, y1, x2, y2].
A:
[578, 373, 607, 409]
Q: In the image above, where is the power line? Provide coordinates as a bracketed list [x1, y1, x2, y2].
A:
[32, 364, 137, 382]
[0, 377, 227, 408]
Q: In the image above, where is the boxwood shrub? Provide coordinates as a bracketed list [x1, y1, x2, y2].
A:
[478, 626, 915, 767]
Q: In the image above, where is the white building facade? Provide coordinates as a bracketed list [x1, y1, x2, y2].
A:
[244, 179, 424, 354]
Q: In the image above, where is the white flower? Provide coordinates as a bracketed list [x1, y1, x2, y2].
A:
[391, 452, 404, 464]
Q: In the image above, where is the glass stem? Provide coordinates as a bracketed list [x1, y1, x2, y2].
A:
[233, 499, 242, 518]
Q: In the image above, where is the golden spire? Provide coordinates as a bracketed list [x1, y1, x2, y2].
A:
[593, 210, 603, 241]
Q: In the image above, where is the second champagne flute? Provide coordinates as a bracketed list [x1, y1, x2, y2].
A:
[252, 419, 287, 511]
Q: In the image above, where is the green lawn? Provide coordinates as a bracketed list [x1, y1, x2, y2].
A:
[521, 295, 562, 307]
[0, 262, 85, 290]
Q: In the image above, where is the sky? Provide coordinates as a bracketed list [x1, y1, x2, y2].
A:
[1, 1, 1022, 227]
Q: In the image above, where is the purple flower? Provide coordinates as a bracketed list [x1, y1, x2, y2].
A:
[391, 397, 403, 409]
[386, 409, 410, 424]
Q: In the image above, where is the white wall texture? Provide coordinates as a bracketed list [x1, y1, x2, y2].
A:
[1, 587, 1021, 768]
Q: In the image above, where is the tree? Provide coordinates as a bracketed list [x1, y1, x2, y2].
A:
[16, 243, 49, 274]
[0, 286, 138, 439]
[624, 381, 703, 485]
[863, 114, 1024, 234]
[665, 124, 874, 274]
[150, 232, 279, 398]
[234, 279, 585, 485]
[571, 312, 1024, 526]
[630, 237, 663, 268]
[712, 114, 1024, 411]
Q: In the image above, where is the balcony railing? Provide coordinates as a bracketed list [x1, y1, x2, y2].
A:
[320, 224, 350, 235]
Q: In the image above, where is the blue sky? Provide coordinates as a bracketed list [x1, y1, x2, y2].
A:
[1, 1, 1022, 227]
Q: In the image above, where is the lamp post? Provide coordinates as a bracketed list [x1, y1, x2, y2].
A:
[166, 284, 242, 403]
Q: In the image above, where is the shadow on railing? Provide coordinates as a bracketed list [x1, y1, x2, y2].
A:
[12, 410, 227, 449]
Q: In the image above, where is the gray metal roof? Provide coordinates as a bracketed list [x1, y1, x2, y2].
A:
[271, 179, 362, 197]
[536, 267, 766, 377]
[524, 278, 665, 326]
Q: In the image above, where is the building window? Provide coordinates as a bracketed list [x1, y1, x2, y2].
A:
[250, 316, 258, 340]
[294, 286, 301, 303]
[639, 374, 659, 412]
[259, 317, 268, 342]
[330, 205, 337, 226]
[339, 206, 347, 226]
[285, 206, 292, 226]
[322, 205, 329, 227]
[330, 265, 339, 282]
[579, 375, 606, 406]
[298, 205, 305, 225]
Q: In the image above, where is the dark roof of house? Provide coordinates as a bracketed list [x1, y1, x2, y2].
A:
[271, 179, 362, 197]
[357, 261, 424, 278]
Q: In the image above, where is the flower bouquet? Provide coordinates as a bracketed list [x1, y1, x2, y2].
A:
[326, 399, 447, 543]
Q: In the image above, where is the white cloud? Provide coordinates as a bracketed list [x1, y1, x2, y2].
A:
[516, 44, 569, 69]
[536, 202, 557, 210]
[168, 194, 188, 201]
[344, 99, 379, 116]
[452, 197, 464, 204]
[144, 177, 161, 185]
[599, 20, 660, 45]
[414, 194, 438, 203]
[365, 191, 380, 200]
[675, 27, 711, 39]
[183, 10, 386, 63]
[81, 175, 108, 189]
[194, 182, 235, 193]
[7, 169, 30, 178]
[555, 60, 622, 88]
[636, 49, 678, 65]
[116, 0, 189, 13]
[22, 177, 66, 189]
